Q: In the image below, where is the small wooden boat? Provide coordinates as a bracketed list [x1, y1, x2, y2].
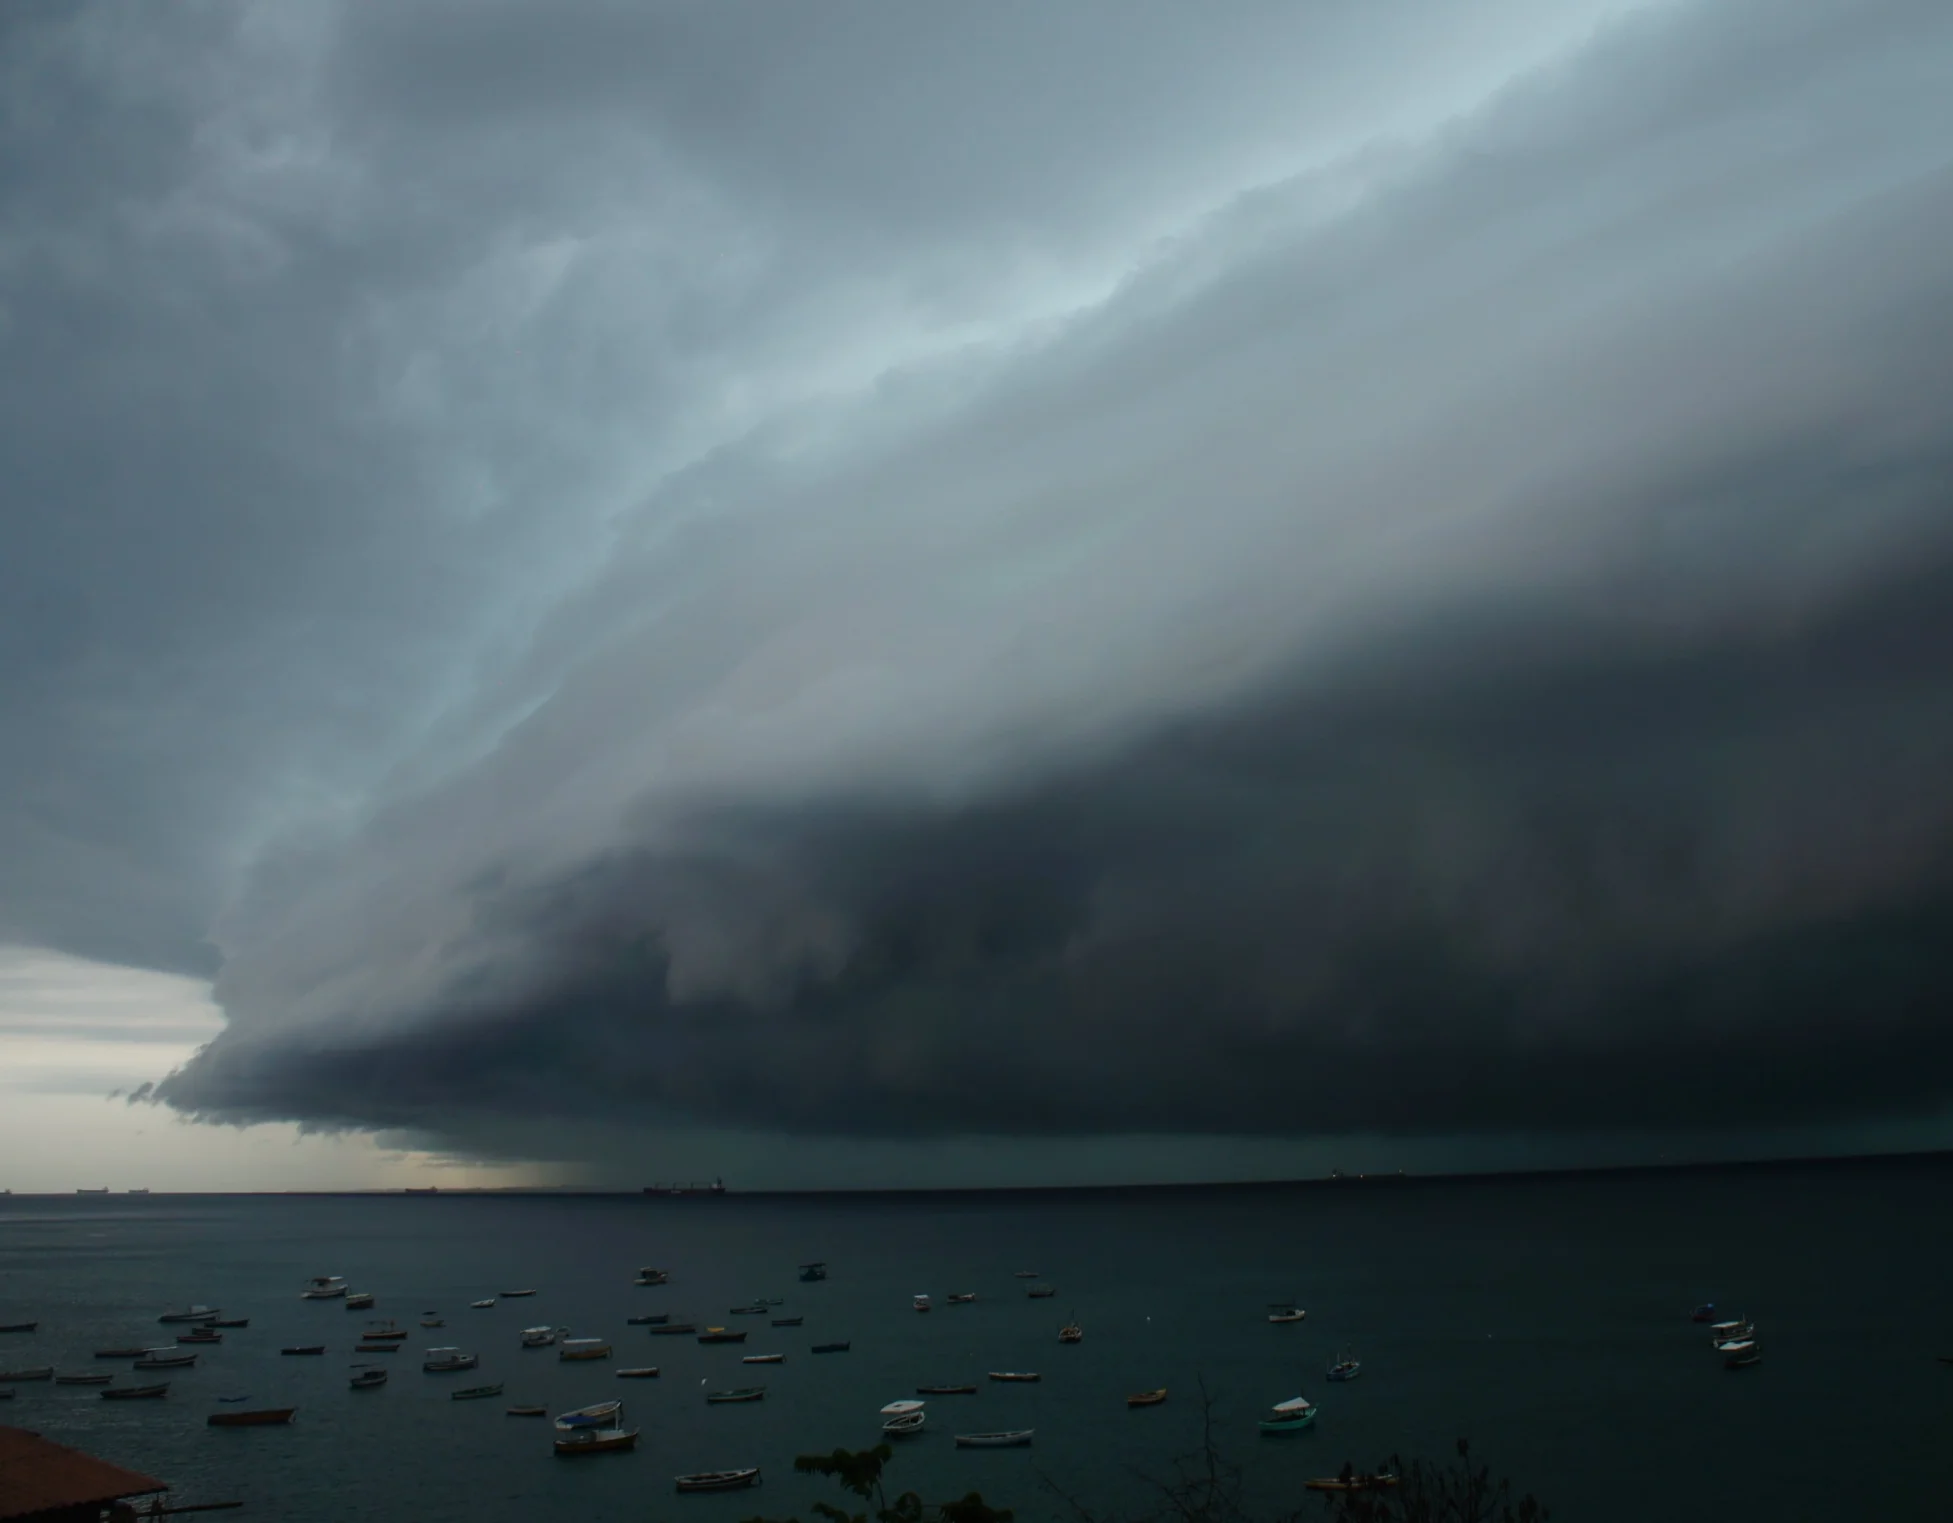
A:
[344, 1292, 375, 1310]
[729, 1304, 769, 1316]
[771, 1316, 803, 1327]
[422, 1349, 478, 1372]
[811, 1341, 850, 1353]
[918, 1384, 978, 1395]
[1267, 1308, 1307, 1324]
[799, 1261, 829, 1283]
[1258, 1396, 1316, 1432]
[741, 1354, 784, 1365]
[1026, 1284, 1056, 1299]
[615, 1367, 661, 1379]
[955, 1430, 1033, 1448]
[1723, 1340, 1762, 1369]
[705, 1386, 765, 1403]
[354, 1343, 400, 1353]
[419, 1318, 444, 1329]
[880, 1399, 926, 1417]
[0, 1366, 53, 1381]
[211, 1317, 250, 1329]
[1058, 1321, 1083, 1344]
[1127, 1388, 1167, 1408]
[697, 1328, 748, 1344]
[1707, 1319, 1749, 1341]
[281, 1346, 326, 1356]
[676, 1468, 762, 1492]
[627, 1314, 670, 1326]
[208, 1408, 296, 1426]
[158, 1306, 220, 1324]
[0, 1322, 39, 1334]
[1326, 1348, 1361, 1382]
[501, 1289, 537, 1298]
[1305, 1474, 1399, 1493]
[176, 1331, 222, 1345]
[883, 1409, 926, 1436]
[452, 1383, 504, 1400]
[55, 1373, 113, 1386]
[913, 1294, 932, 1313]
[95, 1348, 150, 1359]
[988, 1371, 1040, 1382]
[1690, 1303, 1717, 1323]
[635, 1267, 671, 1286]
[134, 1352, 196, 1369]
[554, 1400, 623, 1429]
[470, 1299, 496, 1309]
[102, 1383, 169, 1399]
[350, 1368, 388, 1389]
[649, 1322, 700, 1336]
[560, 1339, 612, 1361]
[947, 1293, 977, 1304]
[507, 1405, 547, 1416]
[363, 1323, 408, 1341]
[555, 1425, 639, 1456]
[520, 1326, 561, 1348]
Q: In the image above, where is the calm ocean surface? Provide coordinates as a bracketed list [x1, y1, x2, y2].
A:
[1, 1156, 1947, 1522]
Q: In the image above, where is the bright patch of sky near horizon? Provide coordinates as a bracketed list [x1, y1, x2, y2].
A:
[0, 947, 543, 1191]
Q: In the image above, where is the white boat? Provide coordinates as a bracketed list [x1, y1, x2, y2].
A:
[132, 1351, 197, 1369]
[422, 1347, 478, 1372]
[560, 1338, 611, 1361]
[554, 1399, 623, 1430]
[879, 1399, 926, 1417]
[955, 1430, 1033, 1448]
[913, 1294, 931, 1312]
[345, 1291, 375, 1310]
[987, 1371, 1041, 1382]
[520, 1326, 560, 1348]
[883, 1409, 926, 1436]
[741, 1353, 785, 1364]
[470, 1299, 497, 1309]
[1723, 1340, 1762, 1369]
[301, 1276, 348, 1300]
[1267, 1307, 1306, 1324]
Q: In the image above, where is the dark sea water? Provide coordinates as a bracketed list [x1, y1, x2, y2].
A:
[1, 1156, 1948, 1522]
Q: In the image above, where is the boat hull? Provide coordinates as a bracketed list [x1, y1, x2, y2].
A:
[208, 1409, 296, 1427]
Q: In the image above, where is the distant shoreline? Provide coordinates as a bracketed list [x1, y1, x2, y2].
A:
[7, 1145, 1947, 1200]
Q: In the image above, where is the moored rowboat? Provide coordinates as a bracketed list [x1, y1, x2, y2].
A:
[555, 1426, 638, 1456]
[1127, 1388, 1167, 1408]
[676, 1468, 761, 1493]
[955, 1430, 1033, 1448]
[208, 1408, 296, 1426]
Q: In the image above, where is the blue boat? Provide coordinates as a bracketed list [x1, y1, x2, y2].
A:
[1690, 1303, 1716, 1323]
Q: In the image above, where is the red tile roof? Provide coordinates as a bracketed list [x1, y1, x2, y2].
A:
[0, 1425, 167, 1519]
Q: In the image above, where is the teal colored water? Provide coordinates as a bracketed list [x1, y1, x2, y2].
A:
[0, 1156, 1948, 1522]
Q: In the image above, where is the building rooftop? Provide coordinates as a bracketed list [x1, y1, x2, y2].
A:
[0, 1426, 167, 1520]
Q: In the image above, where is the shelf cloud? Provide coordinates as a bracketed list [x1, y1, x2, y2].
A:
[5, 0, 1952, 1165]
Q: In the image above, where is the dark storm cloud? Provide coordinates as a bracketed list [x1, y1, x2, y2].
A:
[8, 1, 1953, 1156]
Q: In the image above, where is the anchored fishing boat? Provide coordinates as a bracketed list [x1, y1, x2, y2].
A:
[559, 1338, 612, 1361]
[947, 1293, 977, 1304]
[705, 1386, 765, 1403]
[697, 1328, 748, 1345]
[913, 1294, 932, 1313]
[1127, 1388, 1168, 1408]
[54, 1373, 112, 1386]
[555, 1425, 638, 1456]
[1723, 1340, 1763, 1369]
[422, 1348, 478, 1373]
[1690, 1303, 1717, 1323]
[0, 1322, 37, 1334]
[988, 1371, 1040, 1383]
[1026, 1284, 1056, 1299]
[1267, 1305, 1307, 1324]
[918, 1384, 978, 1395]
[208, 1408, 296, 1426]
[811, 1341, 851, 1354]
[628, 1314, 671, 1326]
[676, 1468, 761, 1492]
[616, 1366, 661, 1379]
[955, 1430, 1033, 1448]
[635, 1268, 671, 1286]
[345, 1292, 375, 1310]
[649, 1323, 700, 1335]
[452, 1383, 504, 1400]
[883, 1408, 926, 1436]
[507, 1405, 547, 1416]
[300, 1276, 347, 1300]
[771, 1317, 803, 1327]
[350, 1367, 388, 1389]
[742, 1353, 785, 1364]
[281, 1345, 325, 1356]
[554, 1401, 622, 1429]
[799, 1262, 828, 1282]
[0, 1367, 52, 1381]
[520, 1326, 560, 1348]
[101, 1383, 169, 1399]
[1258, 1396, 1317, 1433]
[1326, 1348, 1361, 1382]
[133, 1351, 196, 1369]
[1058, 1319, 1083, 1344]
[1306, 1473, 1399, 1493]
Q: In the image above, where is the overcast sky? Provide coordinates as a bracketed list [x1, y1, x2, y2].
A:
[4, 0, 1951, 1189]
